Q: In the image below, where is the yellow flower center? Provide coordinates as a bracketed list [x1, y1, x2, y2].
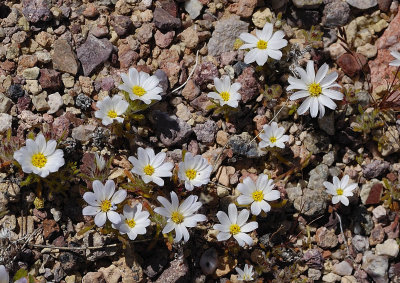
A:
[336, 188, 343, 195]
[143, 164, 155, 176]
[308, 82, 322, 97]
[185, 169, 197, 180]
[229, 224, 241, 235]
[100, 200, 112, 212]
[220, 91, 230, 101]
[132, 85, 146, 97]
[125, 218, 136, 228]
[257, 40, 268, 50]
[31, 153, 47, 168]
[269, 136, 277, 143]
[171, 211, 184, 224]
[107, 110, 117, 118]
[252, 190, 264, 202]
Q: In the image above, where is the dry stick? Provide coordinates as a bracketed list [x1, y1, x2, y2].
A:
[9, 227, 42, 265]
[170, 49, 200, 95]
[335, 212, 351, 258]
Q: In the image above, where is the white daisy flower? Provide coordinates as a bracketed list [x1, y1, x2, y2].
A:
[236, 264, 254, 281]
[239, 23, 288, 66]
[113, 204, 151, 240]
[178, 152, 213, 191]
[118, 67, 163, 104]
[82, 180, 127, 227]
[128, 147, 174, 186]
[0, 265, 9, 283]
[287, 60, 343, 118]
[208, 76, 242, 108]
[237, 174, 280, 216]
[95, 95, 129, 126]
[390, 51, 400, 67]
[13, 134, 65, 178]
[323, 175, 358, 206]
[154, 191, 207, 242]
[258, 122, 289, 149]
[213, 203, 258, 247]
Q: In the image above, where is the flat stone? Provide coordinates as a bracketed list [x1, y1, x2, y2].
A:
[39, 69, 62, 90]
[332, 261, 353, 276]
[208, 15, 249, 56]
[52, 39, 79, 75]
[71, 124, 96, 142]
[184, 0, 203, 19]
[293, 0, 323, 9]
[77, 34, 113, 76]
[346, 0, 377, 9]
[47, 92, 63, 114]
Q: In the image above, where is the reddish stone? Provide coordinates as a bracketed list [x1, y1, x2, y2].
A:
[194, 61, 219, 86]
[0, 60, 16, 73]
[110, 15, 133, 37]
[39, 69, 62, 90]
[17, 96, 31, 112]
[236, 67, 261, 103]
[18, 55, 38, 68]
[337, 52, 366, 77]
[369, 6, 400, 92]
[43, 219, 60, 240]
[118, 44, 139, 69]
[365, 183, 383, 205]
[235, 0, 257, 18]
[160, 0, 178, 17]
[52, 115, 70, 140]
[82, 3, 99, 18]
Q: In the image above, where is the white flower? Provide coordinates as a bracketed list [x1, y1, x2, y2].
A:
[323, 175, 357, 206]
[287, 60, 343, 118]
[154, 191, 206, 242]
[213, 203, 258, 247]
[13, 134, 65, 178]
[118, 67, 163, 104]
[239, 23, 287, 66]
[95, 95, 129, 126]
[258, 122, 289, 149]
[236, 264, 254, 281]
[113, 204, 150, 240]
[0, 265, 9, 283]
[208, 76, 242, 108]
[128, 147, 174, 186]
[178, 152, 213, 191]
[82, 180, 127, 227]
[390, 51, 400, 67]
[94, 153, 106, 171]
[237, 174, 280, 216]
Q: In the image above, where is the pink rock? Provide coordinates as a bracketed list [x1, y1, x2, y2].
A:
[155, 30, 175, 48]
[235, 0, 257, 18]
[369, 6, 400, 92]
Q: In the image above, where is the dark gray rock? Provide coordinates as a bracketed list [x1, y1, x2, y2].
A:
[22, 0, 52, 23]
[228, 132, 267, 158]
[153, 8, 181, 31]
[322, 2, 350, 28]
[363, 160, 390, 179]
[77, 34, 113, 76]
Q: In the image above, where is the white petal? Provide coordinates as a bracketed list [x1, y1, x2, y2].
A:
[94, 212, 107, 227]
[82, 206, 100, 216]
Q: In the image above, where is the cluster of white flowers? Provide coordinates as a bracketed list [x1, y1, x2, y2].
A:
[95, 67, 163, 126]
[235, 264, 255, 281]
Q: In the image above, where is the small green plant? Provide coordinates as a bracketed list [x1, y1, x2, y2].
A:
[351, 105, 384, 137]
[381, 178, 400, 211]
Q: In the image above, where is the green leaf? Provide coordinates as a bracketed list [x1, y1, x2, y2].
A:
[14, 268, 28, 280]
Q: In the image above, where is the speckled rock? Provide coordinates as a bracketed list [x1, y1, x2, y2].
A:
[193, 120, 218, 145]
[322, 1, 350, 27]
[346, 0, 377, 9]
[155, 258, 189, 283]
[22, 0, 52, 23]
[110, 15, 133, 37]
[316, 227, 338, 249]
[153, 7, 181, 31]
[363, 160, 390, 179]
[362, 251, 388, 283]
[236, 67, 261, 103]
[39, 69, 62, 90]
[208, 15, 249, 56]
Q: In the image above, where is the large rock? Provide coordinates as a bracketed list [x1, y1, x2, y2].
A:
[322, 2, 350, 27]
[155, 258, 190, 283]
[52, 39, 79, 75]
[208, 15, 249, 56]
[22, 0, 52, 23]
[77, 34, 113, 76]
[362, 251, 388, 283]
[346, 0, 377, 9]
